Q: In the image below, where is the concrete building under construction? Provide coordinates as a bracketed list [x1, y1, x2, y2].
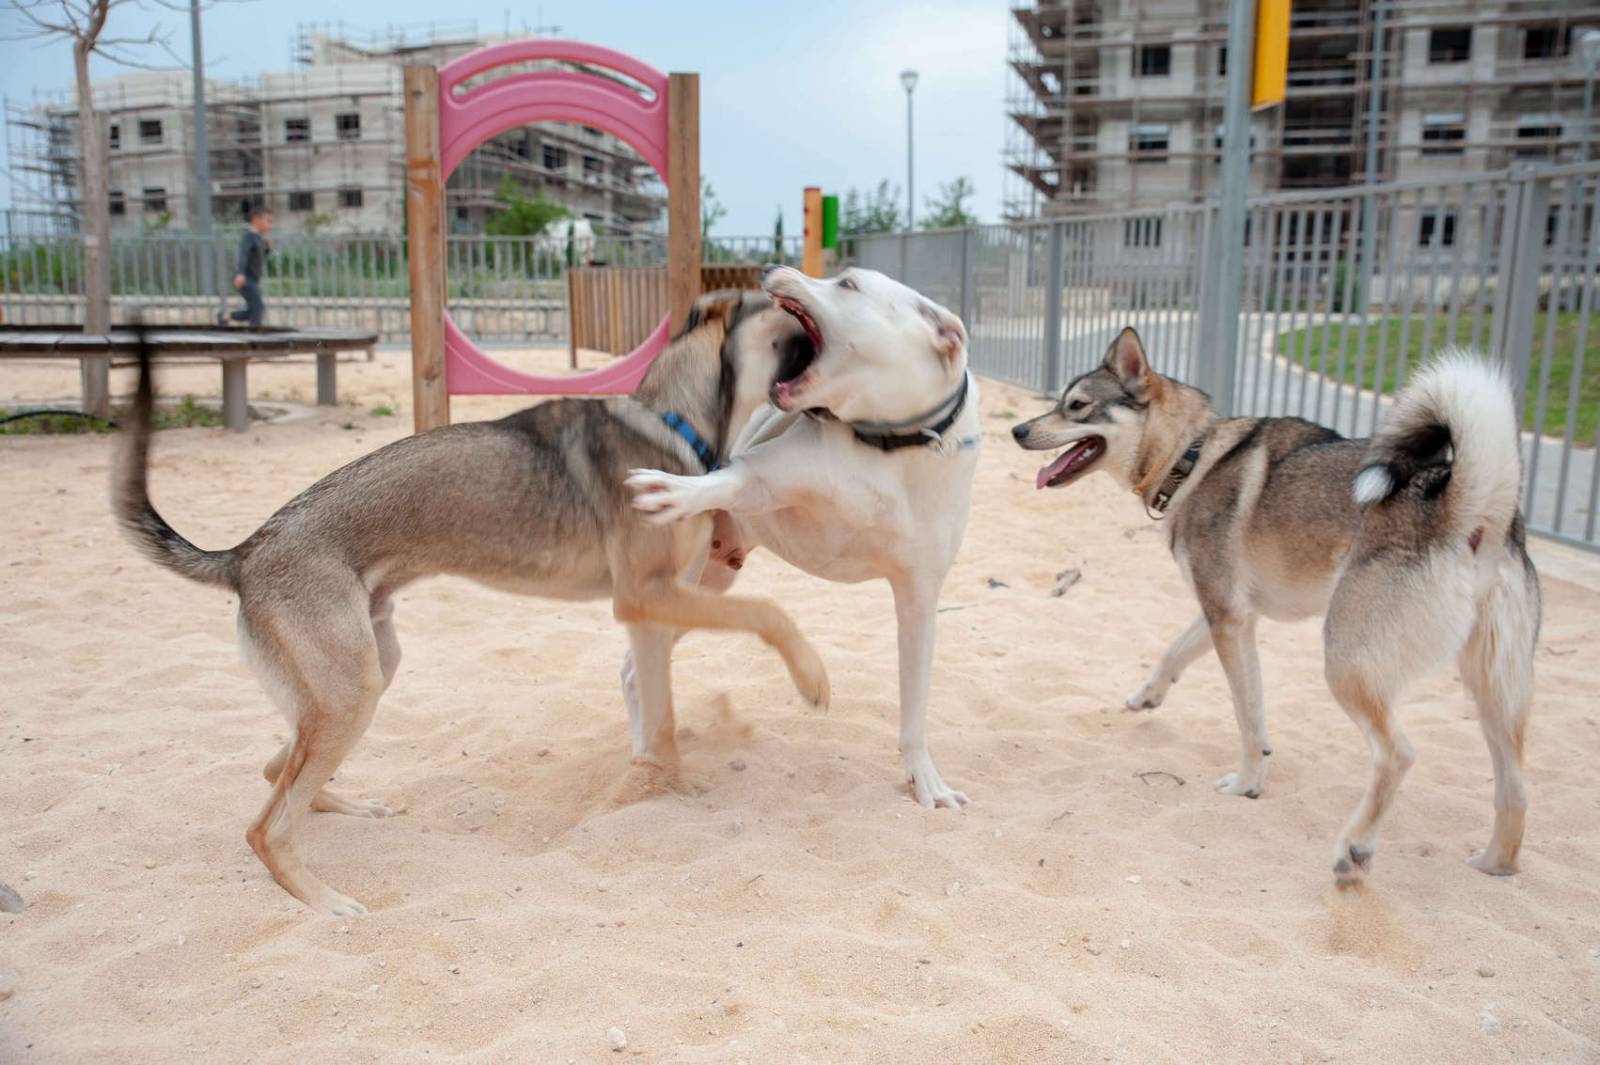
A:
[4, 21, 666, 238]
[1004, 0, 1600, 219]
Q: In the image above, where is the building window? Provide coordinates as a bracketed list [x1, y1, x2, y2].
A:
[542, 144, 568, 171]
[1428, 27, 1472, 63]
[284, 117, 310, 143]
[582, 155, 604, 180]
[1136, 45, 1172, 78]
[1419, 210, 1456, 248]
[109, 124, 120, 150]
[1213, 125, 1258, 150]
[109, 190, 125, 216]
[338, 187, 363, 208]
[288, 191, 314, 211]
[1421, 113, 1466, 155]
[1516, 116, 1561, 158]
[1523, 26, 1570, 60]
[138, 119, 163, 145]
[142, 187, 167, 213]
[1129, 124, 1170, 162]
[335, 112, 361, 140]
[1124, 218, 1163, 248]
[1217, 46, 1227, 77]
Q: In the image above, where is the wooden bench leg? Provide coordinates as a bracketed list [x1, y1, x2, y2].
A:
[222, 360, 249, 432]
[316, 352, 337, 406]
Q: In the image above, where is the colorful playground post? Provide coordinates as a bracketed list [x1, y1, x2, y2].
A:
[403, 41, 701, 433]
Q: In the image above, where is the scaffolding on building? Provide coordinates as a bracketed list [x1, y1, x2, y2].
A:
[1002, 0, 1600, 221]
[3, 20, 666, 240]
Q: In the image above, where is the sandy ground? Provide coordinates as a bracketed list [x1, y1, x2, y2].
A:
[2, 348, 1598, 1064]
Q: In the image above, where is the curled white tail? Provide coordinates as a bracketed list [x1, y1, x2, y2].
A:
[1354, 350, 1522, 545]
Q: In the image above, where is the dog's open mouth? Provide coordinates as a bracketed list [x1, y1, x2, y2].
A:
[1036, 436, 1105, 489]
[771, 296, 822, 408]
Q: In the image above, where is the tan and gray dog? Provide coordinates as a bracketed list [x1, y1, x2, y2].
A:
[113, 298, 828, 915]
[1013, 328, 1539, 885]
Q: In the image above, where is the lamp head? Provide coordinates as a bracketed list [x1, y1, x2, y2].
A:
[900, 69, 919, 93]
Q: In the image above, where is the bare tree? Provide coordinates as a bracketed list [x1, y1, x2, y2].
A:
[8, 1, 179, 414]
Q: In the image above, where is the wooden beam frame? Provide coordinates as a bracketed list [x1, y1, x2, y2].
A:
[666, 72, 701, 331]
[404, 64, 450, 433]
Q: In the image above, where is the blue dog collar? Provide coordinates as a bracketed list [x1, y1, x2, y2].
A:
[660, 411, 717, 471]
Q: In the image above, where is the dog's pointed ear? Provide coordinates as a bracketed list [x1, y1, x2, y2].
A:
[920, 301, 968, 363]
[675, 289, 745, 340]
[1103, 327, 1155, 396]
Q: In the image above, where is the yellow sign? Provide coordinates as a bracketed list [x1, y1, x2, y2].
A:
[1252, 0, 1291, 109]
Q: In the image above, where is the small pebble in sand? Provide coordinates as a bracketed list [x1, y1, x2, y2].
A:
[0, 883, 24, 914]
[1051, 568, 1082, 597]
[607, 1026, 627, 1051]
[1125, 875, 1142, 884]
[143, 859, 157, 870]
[1478, 966, 1495, 978]
[1120, 939, 1132, 950]
[448, 965, 460, 974]
[597, 880, 610, 893]
[945, 881, 961, 897]
[1478, 1003, 1500, 1034]
[729, 759, 747, 772]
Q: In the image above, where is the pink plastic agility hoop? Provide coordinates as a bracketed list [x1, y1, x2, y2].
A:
[437, 41, 671, 396]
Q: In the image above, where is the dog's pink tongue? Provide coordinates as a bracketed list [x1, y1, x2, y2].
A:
[1036, 450, 1077, 489]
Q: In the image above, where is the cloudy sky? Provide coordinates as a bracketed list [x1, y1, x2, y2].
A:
[0, 0, 1013, 233]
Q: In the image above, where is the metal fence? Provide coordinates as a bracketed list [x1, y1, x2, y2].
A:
[850, 162, 1600, 553]
[0, 229, 802, 341]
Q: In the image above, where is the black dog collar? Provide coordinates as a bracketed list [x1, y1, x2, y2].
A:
[1148, 437, 1205, 516]
[849, 374, 970, 453]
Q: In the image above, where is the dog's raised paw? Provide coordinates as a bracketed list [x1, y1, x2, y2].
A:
[1123, 690, 1161, 712]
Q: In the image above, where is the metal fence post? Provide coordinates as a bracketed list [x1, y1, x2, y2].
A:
[1042, 219, 1066, 394]
[959, 226, 974, 329]
[1492, 165, 1551, 411]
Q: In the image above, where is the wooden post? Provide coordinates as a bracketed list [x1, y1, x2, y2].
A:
[667, 72, 701, 332]
[405, 65, 449, 433]
[566, 269, 579, 369]
[802, 186, 823, 277]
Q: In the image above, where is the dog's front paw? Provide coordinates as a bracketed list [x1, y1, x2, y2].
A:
[1124, 683, 1166, 711]
[905, 750, 969, 810]
[1213, 764, 1266, 799]
[626, 469, 705, 525]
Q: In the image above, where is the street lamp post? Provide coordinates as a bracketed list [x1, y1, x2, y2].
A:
[1580, 30, 1600, 163]
[900, 69, 918, 229]
[190, 0, 218, 316]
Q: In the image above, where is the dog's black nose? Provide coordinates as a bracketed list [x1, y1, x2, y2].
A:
[1011, 423, 1030, 442]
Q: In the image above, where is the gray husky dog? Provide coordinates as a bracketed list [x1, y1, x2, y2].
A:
[113, 296, 828, 914]
[1013, 328, 1540, 885]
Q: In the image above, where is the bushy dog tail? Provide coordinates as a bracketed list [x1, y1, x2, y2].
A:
[112, 331, 240, 589]
[1352, 349, 1522, 549]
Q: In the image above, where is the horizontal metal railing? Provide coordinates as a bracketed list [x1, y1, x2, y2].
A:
[0, 229, 803, 342]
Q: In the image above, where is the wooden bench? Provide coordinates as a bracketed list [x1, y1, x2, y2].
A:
[0, 326, 379, 432]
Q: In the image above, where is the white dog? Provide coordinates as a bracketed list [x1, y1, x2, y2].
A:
[626, 266, 980, 808]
